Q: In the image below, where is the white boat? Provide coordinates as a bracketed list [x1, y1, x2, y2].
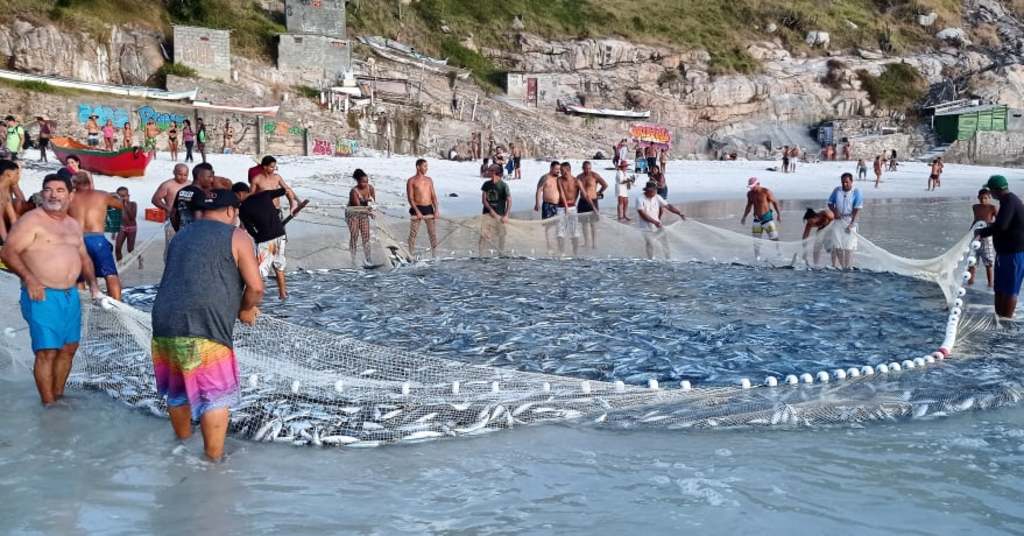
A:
[358, 37, 470, 79]
[565, 105, 651, 119]
[191, 101, 280, 115]
[0, 69, 197, 101]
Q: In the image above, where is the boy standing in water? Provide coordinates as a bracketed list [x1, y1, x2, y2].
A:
[969, 188, 998, 288]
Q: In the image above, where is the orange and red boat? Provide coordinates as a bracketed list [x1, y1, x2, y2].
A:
[50, 136, 152, 178]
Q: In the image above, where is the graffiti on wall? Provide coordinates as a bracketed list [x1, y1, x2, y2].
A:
[264, 121, 306, 137]
[180, 41, 215, 66]
[77, 104, 129, 128]
[312, 138, 359, 157]
[137, 106, 187, 131]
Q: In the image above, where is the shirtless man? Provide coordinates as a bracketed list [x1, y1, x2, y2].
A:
[510, 142, 523, 180]
[2, 174, 101, 404]
[740, 177, 782, 259]
[556, 161, 583, 256]
[69, 171, 123, 300]
[1, 159, 23, 242]
[406, 158, 439, 258]
[969, 188, 998, 288]
[801, 208, 835, 267]
[576, 161, 607, 249]
[114, 186, 138, 266]
[152, 163, 190, 244]
[535, 161, 562, 251]
[928, 157, 944, 191]
[250, 156, 298, 214]
[143, 119, 160, 159]
[85, 115, 101, 148]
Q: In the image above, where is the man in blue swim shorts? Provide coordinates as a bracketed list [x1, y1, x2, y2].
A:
[69, 170, 123, 300]
[976, 175, 1024, 318]
[1, 173, 101, 404]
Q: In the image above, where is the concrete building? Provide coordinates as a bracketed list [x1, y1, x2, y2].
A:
[285, 0, 347, 38]
[278, 34, 352, 83]
[278, 0, 351, 84]
[173, 25, 231, 81]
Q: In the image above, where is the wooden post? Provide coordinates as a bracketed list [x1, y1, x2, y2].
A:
[256, 116, 263, 155]
[303, 127, 309, 156]
[471, 94, 479, 122]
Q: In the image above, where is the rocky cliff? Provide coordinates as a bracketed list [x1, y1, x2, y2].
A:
[0, 19, 164, 85]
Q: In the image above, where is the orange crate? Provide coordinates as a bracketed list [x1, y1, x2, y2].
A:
[145, 208, 166, 223]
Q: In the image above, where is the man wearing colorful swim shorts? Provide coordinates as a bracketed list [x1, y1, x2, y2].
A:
[741, 177, 782, 260]
[152, 189, 264, 461]
[69, 170, 124, 299]
[1, 173, 100, 405]
[976, 175, 1024, 319]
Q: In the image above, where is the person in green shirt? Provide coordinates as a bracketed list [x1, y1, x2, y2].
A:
[5, 116, 25, 159]
[480, 164, 512, 256]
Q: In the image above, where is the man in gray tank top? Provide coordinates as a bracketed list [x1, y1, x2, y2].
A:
[151, 189, 264, 461]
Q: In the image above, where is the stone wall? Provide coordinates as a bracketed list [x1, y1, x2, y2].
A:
[944, 131, 1024, 165]
[846, 134, 915, 161]
[278, 34, 351, 84]
[173, 26, 232, 81]
[285, 0, 346, 38]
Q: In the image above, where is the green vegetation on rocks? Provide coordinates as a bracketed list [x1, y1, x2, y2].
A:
[856, 62, 927, 110]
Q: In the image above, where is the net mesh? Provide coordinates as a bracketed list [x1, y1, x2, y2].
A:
[0, 207, 1012, 447]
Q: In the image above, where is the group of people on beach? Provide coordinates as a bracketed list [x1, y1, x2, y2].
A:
[4, 137, 1024, 462]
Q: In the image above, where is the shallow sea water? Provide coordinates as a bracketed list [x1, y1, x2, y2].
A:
[2, 197, 1024, 534]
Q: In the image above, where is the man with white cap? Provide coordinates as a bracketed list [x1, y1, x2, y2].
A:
[741, 177, 781, 240]
[636, 181, 685, 259]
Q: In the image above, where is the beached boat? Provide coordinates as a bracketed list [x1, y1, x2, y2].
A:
[564, 105, 651, 119]
[50, 137, 153, 178]
[358, 36, 471, 79]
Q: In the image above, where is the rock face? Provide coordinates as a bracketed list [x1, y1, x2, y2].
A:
[805, 31, 831, 48]
[936, 27, 971, 46]
[0, 19, 164, 84]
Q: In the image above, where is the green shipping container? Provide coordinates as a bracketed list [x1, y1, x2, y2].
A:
[933, 105, 1009, 143]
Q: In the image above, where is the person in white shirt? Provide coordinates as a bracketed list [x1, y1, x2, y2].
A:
[636, 181, 685, 259]
[827, 172, 864, 269]
[615, 159, 634, 221]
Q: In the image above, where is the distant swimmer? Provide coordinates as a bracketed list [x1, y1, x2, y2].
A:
[576, 161, 607, 249]
[636, 180, 685, 259]
[237, 182, 290, 301]
[614, 159, 634, 222]
[975, 175, 1024, 318]
[346, 169, 377, 266]
[151, 188, 264, 461]
[480, 164, 511, 255]
[928, 157, 944, 191]
[407, 158, 439, 258]
[740, 177, 782, 259]
[69, 171, 124, 300]
[827, 172, 863, 270]
[250, 156, 299, 215]
[969, 188, 998, 288]
[801, 208, 834, 267]
[152, 163, 190, 244]
[556, 161, 583, 256]
[535, 161, 562, 251]
[1, 173, 101, 405]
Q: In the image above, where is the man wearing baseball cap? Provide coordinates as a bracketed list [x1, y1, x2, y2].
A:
[976, 175, 1024, 318]
[741, 177, 782, 260]
[151, 188, 264, 461]
[614, 158, 633, 222]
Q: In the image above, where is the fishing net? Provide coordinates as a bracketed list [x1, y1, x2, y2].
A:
[0, 207, 1015, 447]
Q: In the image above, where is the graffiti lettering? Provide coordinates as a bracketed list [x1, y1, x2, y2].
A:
[312, 138, 333, 156]
[335, 139, 358, 157]
[77, 104, 129, 128]
[137, 106, 187, 132]
[628, 123, 672, 147]
[264, 121, 306, 137]
[180, 42, 214, 66]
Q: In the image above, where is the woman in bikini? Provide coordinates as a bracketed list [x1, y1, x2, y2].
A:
[182, 119, 195, 163]
[168, 121, 179, 161]
[346, 169, 376, 265]
[121, 122, 134, 149]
